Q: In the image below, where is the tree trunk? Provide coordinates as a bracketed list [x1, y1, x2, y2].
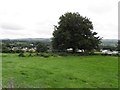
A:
[72, 48, 76, 53]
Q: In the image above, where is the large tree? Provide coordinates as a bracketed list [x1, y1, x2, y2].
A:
[52, 12, 101, 53]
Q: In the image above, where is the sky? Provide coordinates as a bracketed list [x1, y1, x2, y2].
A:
[0, 0, 119, 39]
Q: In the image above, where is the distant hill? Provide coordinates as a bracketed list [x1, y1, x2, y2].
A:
[1, 38, 51, 43]
[17, 38, 51, 43]
[1, 38, 118, 47]
[101, 39, 118, 47]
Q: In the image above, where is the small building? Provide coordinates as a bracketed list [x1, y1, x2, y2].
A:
[101, 49, 118, 55]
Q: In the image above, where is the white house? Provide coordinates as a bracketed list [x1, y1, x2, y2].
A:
[101, 49, 118, 55]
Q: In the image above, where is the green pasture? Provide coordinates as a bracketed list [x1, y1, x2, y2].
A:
[2, 53, 118, 88]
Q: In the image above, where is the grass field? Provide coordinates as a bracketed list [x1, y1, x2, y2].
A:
[2, 53, 118, 88]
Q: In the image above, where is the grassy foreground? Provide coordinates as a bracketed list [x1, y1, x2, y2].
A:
[2, 53, 118, 88]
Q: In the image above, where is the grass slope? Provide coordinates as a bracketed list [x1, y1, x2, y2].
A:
[2, 54, 118, 88]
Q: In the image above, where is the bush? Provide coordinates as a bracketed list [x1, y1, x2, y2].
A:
[49, 53, 58, 57]
[36, 43, 48, 53]
[28, 53, 32, 57]
[18, 52, 25, 57]
[57, 52, 68, 56]
[36, 53, 50, 58]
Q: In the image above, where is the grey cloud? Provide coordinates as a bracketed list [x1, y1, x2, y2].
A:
[0, 23, 24, 30]
[87, 2, 113, 14]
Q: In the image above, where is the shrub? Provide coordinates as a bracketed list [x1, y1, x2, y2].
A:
[28, 53, 32, 57]
[18, 52, 25, 57]
[36, 53, 50, 58]
[57, 52, 68, 56]
[49, 53, 58, 57]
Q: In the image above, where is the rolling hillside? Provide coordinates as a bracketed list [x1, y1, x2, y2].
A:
[1, 38, 118, 47]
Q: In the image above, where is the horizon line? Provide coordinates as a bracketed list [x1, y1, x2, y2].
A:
[0, 37, 118, 40]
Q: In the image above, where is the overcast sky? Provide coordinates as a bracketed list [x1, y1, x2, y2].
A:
[0, 0, 119, 39]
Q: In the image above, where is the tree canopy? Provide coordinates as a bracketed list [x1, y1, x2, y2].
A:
[52, 12, 101, 53]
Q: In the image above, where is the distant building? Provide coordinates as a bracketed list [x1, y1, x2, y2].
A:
[28, 48, 36, 52]
[101, 49, 118, 55]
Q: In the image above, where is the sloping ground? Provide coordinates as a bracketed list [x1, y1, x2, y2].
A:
[2, 54, 118, 88]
